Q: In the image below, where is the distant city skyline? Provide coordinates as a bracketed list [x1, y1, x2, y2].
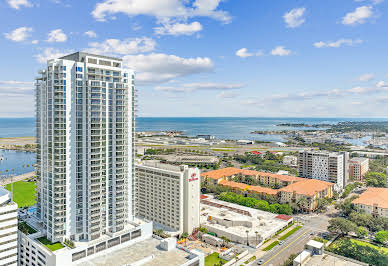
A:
[1, 0, 388, 117]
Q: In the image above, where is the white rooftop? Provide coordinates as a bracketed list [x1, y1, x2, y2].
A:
[200, 197, 291, 240]
[306, 240, 324, 249]
[76, 237, 196, 266]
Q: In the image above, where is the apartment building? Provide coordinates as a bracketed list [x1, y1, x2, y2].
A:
[135, 161, 201, 235]
[19, 52, 166, 266]
[352, 187, 388, 218]
[35, 52, 136, 243]
[201, 167, 301, 188]
[349, 157, 369, 181]
[298, 150, 348, 189]
[200, 167, 259, 185]
[0, 188, 18, 266]
[278, 179, 334, 211]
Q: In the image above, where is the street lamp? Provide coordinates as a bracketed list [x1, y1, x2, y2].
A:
[246, 230, 249, 246]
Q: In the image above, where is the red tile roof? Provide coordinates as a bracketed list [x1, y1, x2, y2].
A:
[200, 195, 209, 200]
[278, 179, 334, 197]
[251, 151, 262, 155]
[247, 185, 278, 195]
[275, 214, 293, 221]
[201, 167, 259, 180]
[352, 187, 388, 209]
[219, 180, 249, 190]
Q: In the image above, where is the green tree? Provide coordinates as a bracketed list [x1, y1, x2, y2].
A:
[364, 172, 386, 187]
[375, 231, 388, 244]
[328, 218, 357, 236]
[357, 226, 368, 238]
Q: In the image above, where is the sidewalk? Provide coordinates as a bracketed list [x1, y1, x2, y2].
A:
[251, 223, 302, 261]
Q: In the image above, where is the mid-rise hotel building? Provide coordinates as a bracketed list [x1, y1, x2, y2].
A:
[135, 161, 200, 235]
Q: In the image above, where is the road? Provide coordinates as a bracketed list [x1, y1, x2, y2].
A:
[253, 210, 334, 266]
[0, 171, 36, 186]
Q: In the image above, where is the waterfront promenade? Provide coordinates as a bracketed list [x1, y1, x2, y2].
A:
[0, 171, 36, 186]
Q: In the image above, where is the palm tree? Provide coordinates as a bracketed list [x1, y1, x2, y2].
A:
[255, 231, 259, 246]
[220, 236, 227, 247]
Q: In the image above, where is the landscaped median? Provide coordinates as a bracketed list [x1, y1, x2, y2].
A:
[263, 240, 279, 251]
[37, 237, 65, 252]
[244, 255, 256, 264]
[278, 226, 302, 241]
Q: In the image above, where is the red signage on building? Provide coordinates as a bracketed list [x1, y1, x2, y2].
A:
[189, 173, 198, 182]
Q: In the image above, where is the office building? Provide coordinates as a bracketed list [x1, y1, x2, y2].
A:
[135, 161, 201, 235]
[352, 187, 388, 218]
[349, 157, 369, 181]
[0, 188, 18, 266]
[298, 150, 348, 189]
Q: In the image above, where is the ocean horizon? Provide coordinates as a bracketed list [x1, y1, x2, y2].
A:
[1, 116, 388, 140]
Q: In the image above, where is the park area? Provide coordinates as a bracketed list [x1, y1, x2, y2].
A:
[205, 252, 227, 266]
[5, 181, 36, 207]
[327, 237, 388, 265]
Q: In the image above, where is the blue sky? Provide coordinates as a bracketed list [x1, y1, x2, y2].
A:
[1, 0, 388, 117]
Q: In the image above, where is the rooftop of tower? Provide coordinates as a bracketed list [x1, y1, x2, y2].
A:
[59, 51, 123, 62]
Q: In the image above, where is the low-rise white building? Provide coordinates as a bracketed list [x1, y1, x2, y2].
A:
[0, 187, 18, 266]
[135, 161, 201, 236]
[200, 196, 292, 247]
[283, 155, 298, 167]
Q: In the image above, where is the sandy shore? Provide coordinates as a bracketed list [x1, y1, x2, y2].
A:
[0, 137, 36, 152]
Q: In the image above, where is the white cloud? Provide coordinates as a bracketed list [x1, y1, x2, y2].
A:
[358, 73, 374, 81]
[123, 53, 214, 84]
[4, 27, 33, 42]
[271, 46, 291, 56]
[342, 6, 373, 25]
[31, 40, 38, 44]
[92, 0, 231, 23]
[376, 81, 388, 88]
[236, 48, 253, 58]
[156, 82, 244, 93]
[314, 39, 363, 48]
[7, 0, 32, 9]
[34, 48, 73, 63]
[0, 80, 33, 85]
[217, 91, 240, 99]
[235, 48, 264, 58]
[87, 37, 156, 55]
[47, 29, 67, 42]
[283, 7, 306, 28]
[84, 30, 97, 38]
[155, 21, 202, 36]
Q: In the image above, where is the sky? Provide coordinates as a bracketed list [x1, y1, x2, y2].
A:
[0, 0, 388, 118]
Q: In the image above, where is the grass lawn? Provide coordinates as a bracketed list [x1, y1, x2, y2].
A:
[263, 240, 279, 251]
[205, 252, 227, 266]
[351, 239, 388, 254]
[244, 256, 256, 264]
[211, 149, 235, 152]
[37, 237, 65, 252]
[275, 222, 294, 236]
[5, 181, 36, 207]
[279, 226, 302, 241]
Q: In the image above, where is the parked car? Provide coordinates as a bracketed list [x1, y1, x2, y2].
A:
[257, 259, 264, 265]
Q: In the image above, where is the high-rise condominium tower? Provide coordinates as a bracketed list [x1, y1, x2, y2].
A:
[35, 52, 135, 243]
